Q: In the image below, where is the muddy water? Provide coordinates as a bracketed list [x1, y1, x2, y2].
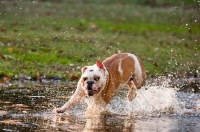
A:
[0, 79, 200, 132]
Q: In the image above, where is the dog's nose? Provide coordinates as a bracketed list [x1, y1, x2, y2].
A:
[87, 81, 94, 90]
[87, 81, 94, 85]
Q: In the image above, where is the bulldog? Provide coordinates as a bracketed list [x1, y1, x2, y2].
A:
[56, 53, 146, 113]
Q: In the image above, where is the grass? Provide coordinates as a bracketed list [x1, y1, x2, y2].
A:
[0, 1, 200, 80]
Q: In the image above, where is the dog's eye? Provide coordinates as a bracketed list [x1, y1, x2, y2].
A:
[94, 77, 100, 81]
[83, 77, 88, 81]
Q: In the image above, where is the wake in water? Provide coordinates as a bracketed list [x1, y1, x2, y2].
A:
[107, 86, 200, 117]
[107, 86, 178, 116]
[67, 77, 200, 117]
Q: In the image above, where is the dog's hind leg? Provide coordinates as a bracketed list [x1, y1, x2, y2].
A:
[127, 77, 137, 101]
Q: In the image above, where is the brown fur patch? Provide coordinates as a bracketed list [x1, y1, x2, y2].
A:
[101, 53, 146, 103]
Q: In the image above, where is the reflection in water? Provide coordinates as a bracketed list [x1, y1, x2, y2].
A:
[84, 115, 107, 132]
[45, 112, 200, 132]
[51, 113, 136, 132]
[1, 111, 200, 132]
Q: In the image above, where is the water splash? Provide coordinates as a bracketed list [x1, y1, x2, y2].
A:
[108, 86, 175, 116]
[106, 85, 200, 117]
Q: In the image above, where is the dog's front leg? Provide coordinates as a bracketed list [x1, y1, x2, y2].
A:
[56, 81, 85, 113]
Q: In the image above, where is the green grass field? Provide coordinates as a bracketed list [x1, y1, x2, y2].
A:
[0, 0, 200, 79]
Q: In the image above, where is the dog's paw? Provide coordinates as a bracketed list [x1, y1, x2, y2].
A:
[128, 92, 136, 101]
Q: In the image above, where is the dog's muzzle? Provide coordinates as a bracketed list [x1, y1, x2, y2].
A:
[87, 81, 94, 90]
[86, 81, 100, 96]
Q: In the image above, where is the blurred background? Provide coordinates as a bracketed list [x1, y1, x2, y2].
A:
[0, 0, 200, 80]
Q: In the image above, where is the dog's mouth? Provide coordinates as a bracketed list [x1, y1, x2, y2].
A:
[87, 87, 100, 96]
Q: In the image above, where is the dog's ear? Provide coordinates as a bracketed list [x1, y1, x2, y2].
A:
[96, 60, 105, 70]
[81, 66, 87, 73]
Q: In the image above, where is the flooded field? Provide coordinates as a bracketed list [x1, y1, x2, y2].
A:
[0, 78, 200, 132]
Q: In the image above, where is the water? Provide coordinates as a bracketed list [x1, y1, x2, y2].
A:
[0, 78, 200, 131]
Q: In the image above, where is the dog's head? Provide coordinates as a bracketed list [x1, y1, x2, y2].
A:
[81, 60, 108, 96]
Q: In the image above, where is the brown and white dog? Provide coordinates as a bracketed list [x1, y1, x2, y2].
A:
[56, 53, 146, 114]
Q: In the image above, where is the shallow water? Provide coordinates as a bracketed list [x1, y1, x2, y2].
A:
[0, 79, 200, 132]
